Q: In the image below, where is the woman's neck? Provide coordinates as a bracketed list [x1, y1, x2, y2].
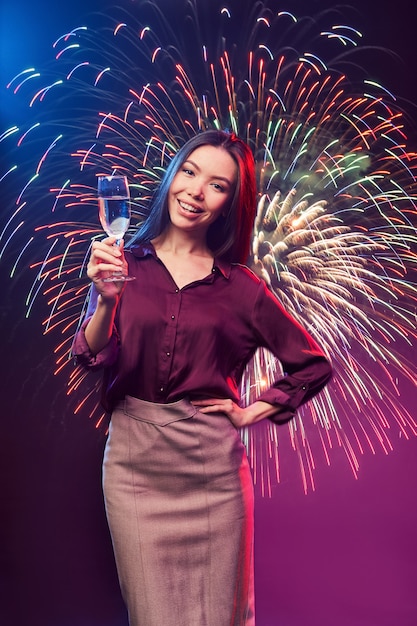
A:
[152, 227, 212, 258]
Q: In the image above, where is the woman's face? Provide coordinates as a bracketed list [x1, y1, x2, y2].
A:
[167, 145, 237, 237]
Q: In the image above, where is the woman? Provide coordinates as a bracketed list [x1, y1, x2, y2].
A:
[73, 130, 332, 626]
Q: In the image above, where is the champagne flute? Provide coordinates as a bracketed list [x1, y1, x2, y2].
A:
[97, 174, 135, 281]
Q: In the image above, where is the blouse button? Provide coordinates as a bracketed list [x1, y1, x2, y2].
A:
[166, 352, 171, 357]
[160, 386, 164, 392]
[171, 315, 175, 320]
[175, 288, 179, 293]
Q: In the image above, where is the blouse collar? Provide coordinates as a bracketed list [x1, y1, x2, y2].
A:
[128, 241, 231, 279]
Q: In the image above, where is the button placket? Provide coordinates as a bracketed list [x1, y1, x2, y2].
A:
[157, 289, 182, 400]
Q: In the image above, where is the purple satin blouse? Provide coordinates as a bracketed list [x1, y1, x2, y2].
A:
[73, 242, 332, 423]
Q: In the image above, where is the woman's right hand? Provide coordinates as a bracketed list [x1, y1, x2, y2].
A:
[87, 237, 127, 299]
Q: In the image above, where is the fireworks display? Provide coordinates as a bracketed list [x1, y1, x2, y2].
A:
[1, 1, 416, 493]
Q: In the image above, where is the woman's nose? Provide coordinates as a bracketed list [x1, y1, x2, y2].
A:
[187, 180, 204, 199]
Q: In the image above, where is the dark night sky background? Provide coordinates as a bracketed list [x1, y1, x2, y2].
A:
[1, 1, 417, 625]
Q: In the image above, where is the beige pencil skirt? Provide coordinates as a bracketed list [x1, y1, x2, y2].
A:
[102, 395, 255, 626]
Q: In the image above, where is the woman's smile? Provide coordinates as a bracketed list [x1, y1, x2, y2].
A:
[177, 199, 204, 215]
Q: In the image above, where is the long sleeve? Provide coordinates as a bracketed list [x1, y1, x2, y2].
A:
[250, 280, 332, 423]
[72, 284, 120, 370]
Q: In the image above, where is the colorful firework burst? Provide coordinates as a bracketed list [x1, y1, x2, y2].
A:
[1, 1, 417, 493]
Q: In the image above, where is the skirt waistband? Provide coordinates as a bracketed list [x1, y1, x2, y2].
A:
[115, 395, 198, 425]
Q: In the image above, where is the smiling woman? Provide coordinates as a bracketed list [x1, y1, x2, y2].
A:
[1, 0, 417, 623]
[72, 129, 332, 626]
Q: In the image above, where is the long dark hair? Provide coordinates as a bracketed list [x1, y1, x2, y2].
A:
[129, 130, 257, 264]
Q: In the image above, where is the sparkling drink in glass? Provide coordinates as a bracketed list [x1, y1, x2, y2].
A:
[97, 174, 135, 281]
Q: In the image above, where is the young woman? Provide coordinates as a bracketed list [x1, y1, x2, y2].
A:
[73, 130, 332, 626]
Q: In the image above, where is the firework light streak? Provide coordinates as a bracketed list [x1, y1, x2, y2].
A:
[1, 2, 417, 494]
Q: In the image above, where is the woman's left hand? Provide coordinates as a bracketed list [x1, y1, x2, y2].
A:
[192, 398, 279, 428]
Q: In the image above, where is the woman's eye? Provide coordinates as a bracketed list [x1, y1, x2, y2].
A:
[212, 183, 224, 192]
[183, 168, 194, 175]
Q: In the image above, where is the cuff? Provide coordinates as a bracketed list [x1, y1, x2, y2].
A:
[256, 387, 296, 424]
[72, 318, 119, 370]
